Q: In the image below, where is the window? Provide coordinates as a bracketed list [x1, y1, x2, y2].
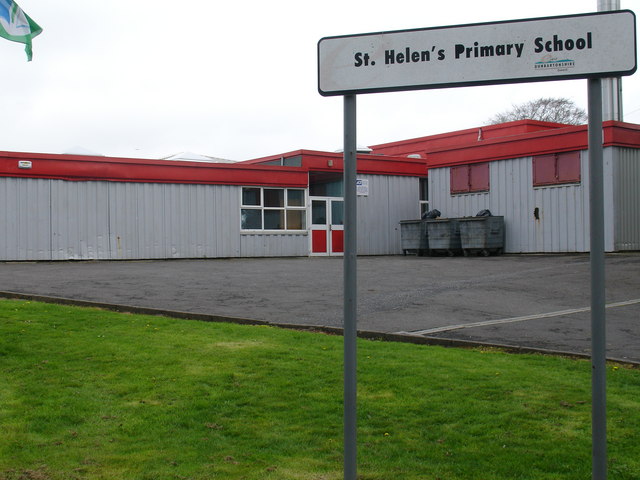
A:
[533, 151, 581, 186]
[255, 155, 303, 167]
[242, 187, 261, 206]
[309, 178, 344, 197]
[241, 187, 306, 231]
[419, 178, 429, 216]
[450, 163, 490, 194]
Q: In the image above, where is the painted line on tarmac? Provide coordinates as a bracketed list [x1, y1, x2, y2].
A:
[396, 298, 640, 336]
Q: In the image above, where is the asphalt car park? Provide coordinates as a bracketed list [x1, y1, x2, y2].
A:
[1, 253, 638, 363]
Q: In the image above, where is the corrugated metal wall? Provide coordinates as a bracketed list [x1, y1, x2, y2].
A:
[240, 234, 308, 257]
[3, 149, 634, 260]
[357, 174, 419, 255]
[0, 178, 244, 260]
[0, 177, 52, 260]
[429, 151, 597, 253]
[614, 148, 640, 250]
[51, 181, 110, 260]
[427, 147, 640, 253]
[108, 183, 241, 259]
[0, 175, 419, 260]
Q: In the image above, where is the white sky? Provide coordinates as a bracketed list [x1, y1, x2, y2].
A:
[1, 0, 639, 161]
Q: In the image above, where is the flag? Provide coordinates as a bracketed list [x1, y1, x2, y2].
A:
[0, 0, 42, 61]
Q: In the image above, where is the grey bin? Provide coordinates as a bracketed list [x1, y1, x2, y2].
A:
[459, 216, 505, 256]
[425, 218, 462, 256]
[399, 220, 429, 256]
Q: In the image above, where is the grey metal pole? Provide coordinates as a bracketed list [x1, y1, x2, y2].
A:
[598, 0, 623, 122]
[587, 77, 607, 480]
[343, 94, 358, 480]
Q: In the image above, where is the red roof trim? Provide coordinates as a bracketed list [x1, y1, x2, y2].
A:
[426, 121, 640, 169]
[426, 125, 585, 168]
[369, 120, 569, 156]
[246, 149, 428, 176]
[1, 121, 636, 184]
[0, 148, 428, 186]
[603, 121, 640, 147]
[0, 152, 309, 187]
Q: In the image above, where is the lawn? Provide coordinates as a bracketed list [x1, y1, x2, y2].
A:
[0, 299, 638, 480]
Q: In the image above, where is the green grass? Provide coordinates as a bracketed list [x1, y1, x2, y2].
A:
[0, 299, 639, 480]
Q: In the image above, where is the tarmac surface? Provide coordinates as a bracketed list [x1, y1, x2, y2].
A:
[1, 253, 639, 363]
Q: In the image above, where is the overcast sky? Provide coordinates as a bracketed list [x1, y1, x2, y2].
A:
[2, 0, 639, 161]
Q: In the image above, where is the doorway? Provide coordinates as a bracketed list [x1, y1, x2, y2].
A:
[310, 197, 344, 255]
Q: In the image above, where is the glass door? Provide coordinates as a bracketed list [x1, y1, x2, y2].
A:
[329, 199, 344, 254]
[309, 198, 344, 255]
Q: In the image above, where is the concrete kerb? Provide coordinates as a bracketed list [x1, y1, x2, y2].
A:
[0, 291, 267, 327]
[1, 290, 638, 368]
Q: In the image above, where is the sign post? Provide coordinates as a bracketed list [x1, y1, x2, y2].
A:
[588, 77, 607, 480]
[319, 10, 636, 480]
[343, 94, 358, 480]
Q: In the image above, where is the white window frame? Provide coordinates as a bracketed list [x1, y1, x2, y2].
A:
[240, 187, 307, 232]
[419, 178, 429, 216]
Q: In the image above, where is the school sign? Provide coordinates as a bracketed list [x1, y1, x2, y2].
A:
[318, 10, 636, 95]
[319, 10, 637, 480]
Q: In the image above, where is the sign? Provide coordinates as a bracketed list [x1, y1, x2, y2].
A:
[356, 178, 369, 196]
[318, 10, 636, 96]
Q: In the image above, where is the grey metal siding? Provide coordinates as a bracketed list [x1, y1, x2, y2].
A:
[110, 182, 168, 259]
[109, 182, 241, 259]
[0, 178, 244, 261]
[614, 148, 640, 250]
[429, 152, 593, 253]
[531, 178, 590, 252]
[357, 175, 419, 255]
[210, 185, 242, 258]
[0, 177, 51, 260]
[51, 181, 110, 260]
[492, 158, 533, 253]
[240, 234, 308, 257]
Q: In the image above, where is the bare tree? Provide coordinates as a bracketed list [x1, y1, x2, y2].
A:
[486, 97, 587, 125]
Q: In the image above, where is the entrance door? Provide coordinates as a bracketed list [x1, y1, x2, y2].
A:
[310, 197, 344, 255]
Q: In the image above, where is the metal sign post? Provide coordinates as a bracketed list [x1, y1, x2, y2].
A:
[588, 78, 607, 480]
[343, 94, 358, 480]
[318, 10, 636, 480]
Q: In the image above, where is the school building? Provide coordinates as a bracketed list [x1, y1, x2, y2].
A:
[1, 119, 638, 260]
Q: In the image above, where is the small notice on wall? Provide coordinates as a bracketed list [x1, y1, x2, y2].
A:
[356, 178, 369, 196]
